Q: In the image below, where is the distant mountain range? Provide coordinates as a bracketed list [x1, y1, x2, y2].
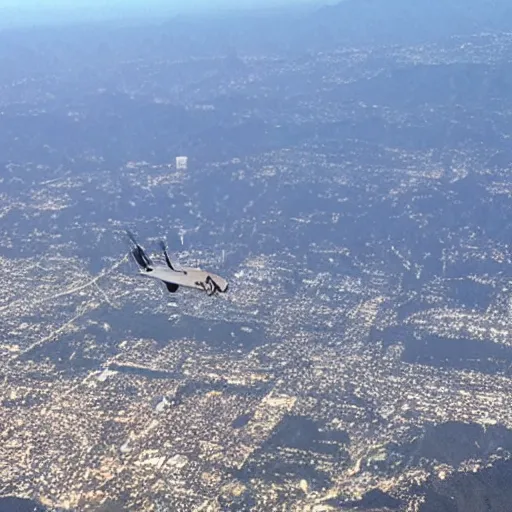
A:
[160, 0, 512, 55]
[311, 0, 512, 44]
[1, 0, 511, 64]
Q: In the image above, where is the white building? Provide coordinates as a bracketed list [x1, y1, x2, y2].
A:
[176, 156, 188, 170]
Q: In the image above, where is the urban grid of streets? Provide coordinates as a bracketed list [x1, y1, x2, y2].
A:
[1, 22, 512, 512]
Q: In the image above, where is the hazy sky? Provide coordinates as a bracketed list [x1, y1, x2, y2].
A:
[0, 0, 334, 27]
[0, 0, 331, 15]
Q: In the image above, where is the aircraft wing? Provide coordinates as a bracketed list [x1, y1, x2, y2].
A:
[147, 267, 228, 293]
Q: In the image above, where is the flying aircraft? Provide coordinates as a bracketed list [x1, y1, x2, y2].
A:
[126, 230, 229, 296]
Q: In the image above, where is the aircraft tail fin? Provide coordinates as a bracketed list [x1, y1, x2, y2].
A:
[126, 230, 153, 270]
[132, 247, 149, 269]
[159, 240, 175, 270]
[159, 240, 187, 274]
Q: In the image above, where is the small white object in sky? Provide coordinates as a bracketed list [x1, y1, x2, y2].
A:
[176, 156, 188, 170]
